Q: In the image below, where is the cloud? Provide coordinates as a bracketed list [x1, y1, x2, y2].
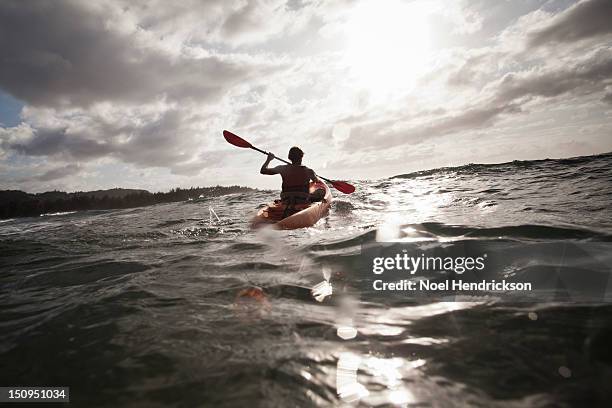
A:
[492, 49, 612, 105]
[0, 0, 281, 107]
[169, 150, 231, 176]
[446, 51, 498, 87]
[0, 107, 228, 175]
[36, 163, 82, 181]
[528, 0, 612, 47]
[0, 0, 312, 185]
[117, 0, 315, 48]
[343, 43, 612, 152]
[3, 126, 112, 158]
[344, 103, 520, 152]
[220, 0, 309, 45]
[449, 3, 483, 34]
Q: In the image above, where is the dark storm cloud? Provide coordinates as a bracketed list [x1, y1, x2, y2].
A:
[4, 128, 112, 158]
[529, 0, 612, 46]
[36, 164, 82, 182]
[0, 0, 265, 107]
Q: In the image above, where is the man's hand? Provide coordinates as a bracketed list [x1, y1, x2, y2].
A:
[261, 152, 279, 175]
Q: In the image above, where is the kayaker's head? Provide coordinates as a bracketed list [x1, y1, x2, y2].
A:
[288, 146, 304, 164]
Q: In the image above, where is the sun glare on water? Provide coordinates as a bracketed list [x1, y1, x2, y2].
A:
[344, 0, 432, 94]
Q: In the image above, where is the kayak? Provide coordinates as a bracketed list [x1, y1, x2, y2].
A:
[251, 181, 332, 230]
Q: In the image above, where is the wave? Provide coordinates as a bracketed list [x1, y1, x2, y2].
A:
[391, 151, 612, 180]
[39, 211, 78, 217]
[399, 223, 612, 241]
[310, 224, 610, 251]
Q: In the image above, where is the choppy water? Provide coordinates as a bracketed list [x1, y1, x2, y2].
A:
[1, 152, 612, 407]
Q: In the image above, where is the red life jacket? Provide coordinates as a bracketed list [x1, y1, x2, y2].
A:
[280, 165, 311, 202]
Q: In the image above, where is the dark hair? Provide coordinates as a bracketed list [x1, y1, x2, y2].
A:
[288, 146, 304, 163]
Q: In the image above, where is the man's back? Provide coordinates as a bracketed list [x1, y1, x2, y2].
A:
[277, 164, 313, 188]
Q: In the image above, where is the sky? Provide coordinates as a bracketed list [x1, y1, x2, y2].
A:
[0, 0, 611, 193]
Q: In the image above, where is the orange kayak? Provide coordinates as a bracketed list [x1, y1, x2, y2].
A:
[251, 181, 332, 230]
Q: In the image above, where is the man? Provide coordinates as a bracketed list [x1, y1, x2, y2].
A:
[260, 146, 320, 203]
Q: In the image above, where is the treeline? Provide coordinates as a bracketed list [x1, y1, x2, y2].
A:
[0, 186, 254, 219]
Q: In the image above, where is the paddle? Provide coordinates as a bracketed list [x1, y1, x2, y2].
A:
[223, 130, 355, 194]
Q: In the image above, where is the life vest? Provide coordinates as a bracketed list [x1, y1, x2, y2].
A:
[280, 165, 311, 202]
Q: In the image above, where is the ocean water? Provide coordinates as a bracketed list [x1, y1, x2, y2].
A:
[1, 152, 612, 407]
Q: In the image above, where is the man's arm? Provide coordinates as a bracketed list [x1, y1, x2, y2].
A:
[309, 168, 320, 183]
[260, 153, 280, 175]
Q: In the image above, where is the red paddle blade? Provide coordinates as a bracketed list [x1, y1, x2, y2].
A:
[223, 130, 252, 148]
[331, 180, 355, 194]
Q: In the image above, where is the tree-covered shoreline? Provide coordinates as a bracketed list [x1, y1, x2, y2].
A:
[0, 186, 255, 219]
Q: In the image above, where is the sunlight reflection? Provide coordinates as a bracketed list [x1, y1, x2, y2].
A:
[335, 352, 424, 405]
[358, 324, 404, 337]
[337, 352, 369, 402]
[407, 301, 482, 319]
[389, 389, 414, 405]
[311, 280, 333, 302]
[400, 337, 449, 346]
[363, 356, 403, 388]
[376, 214, 403, 241]
[373, 180, 457, 242]
[337, 324, 358, 340]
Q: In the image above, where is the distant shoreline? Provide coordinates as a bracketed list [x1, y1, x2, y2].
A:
[0, 186, 255, 220]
